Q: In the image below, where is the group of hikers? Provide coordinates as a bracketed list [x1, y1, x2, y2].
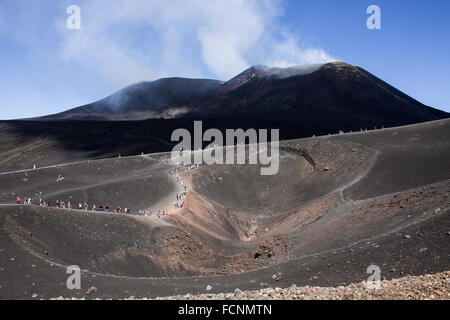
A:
[138, 209, 167, 219]
[16, 191, 43, 205]
[17, 196, 33, 205]
[337, 126, 385, 135]
[16, 196, 130, 214]
[171, 161, 200, 210]
[15, 156, 202, 219]
[55, 201, 131, 213]
[179, 162, 200, 171]
[175, 190, 187, 209]
[134, 160, 198, 219]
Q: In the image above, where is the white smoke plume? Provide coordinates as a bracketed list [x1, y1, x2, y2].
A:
[58, 0, 336, 84]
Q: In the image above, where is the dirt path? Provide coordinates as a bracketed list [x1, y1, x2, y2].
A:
[137, 155, 192, 218]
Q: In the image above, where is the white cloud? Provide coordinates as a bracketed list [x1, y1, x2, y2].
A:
[58, 0, 336, 84]
[263, 30, 337, 68]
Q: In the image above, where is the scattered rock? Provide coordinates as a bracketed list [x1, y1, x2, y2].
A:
[271, 273, 282, 281]
[86, 286, 97, 295]
[72, 272, 448, 300]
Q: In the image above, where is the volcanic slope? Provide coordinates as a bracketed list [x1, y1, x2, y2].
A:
[0, 119, 449, 299]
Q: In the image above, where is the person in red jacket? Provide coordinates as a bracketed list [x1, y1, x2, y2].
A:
[16, 196, 21, 204]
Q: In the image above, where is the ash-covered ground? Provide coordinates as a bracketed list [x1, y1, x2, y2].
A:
[0, 119, 449, 299]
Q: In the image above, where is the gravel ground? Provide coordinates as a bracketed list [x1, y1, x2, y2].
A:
[155, 272, 450, 300]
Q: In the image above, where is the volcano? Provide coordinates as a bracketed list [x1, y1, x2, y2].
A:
[38, 62, 447, 126]
[0, 62, 448, 172]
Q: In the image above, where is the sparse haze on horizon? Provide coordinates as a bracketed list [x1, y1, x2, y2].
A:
[0, 0, 449, 119]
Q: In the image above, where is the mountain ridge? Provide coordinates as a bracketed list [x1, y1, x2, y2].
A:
[34, 62, 448, 123]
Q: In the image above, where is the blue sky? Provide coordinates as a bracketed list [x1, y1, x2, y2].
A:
[0, 0, 449, 119]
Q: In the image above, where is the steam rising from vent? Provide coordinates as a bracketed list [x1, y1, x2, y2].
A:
[97, 64, 327, 112]
[262, 64, 324, 79]
[101, 85, 135, 112]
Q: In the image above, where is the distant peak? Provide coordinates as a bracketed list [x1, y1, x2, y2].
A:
[327, 61, 351, 65]
[249, 65, 270, 72]
[221, 66, 270, 90]
[321, 61, 356, 70]
[237, 65, 270, 78]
